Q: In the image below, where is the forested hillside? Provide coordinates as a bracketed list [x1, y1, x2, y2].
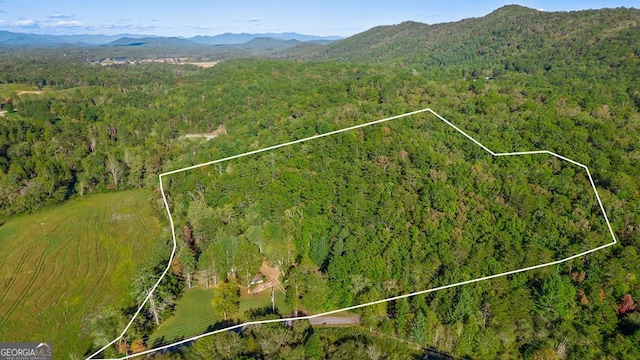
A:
[281, 5, 640, 79]
[0, 5, 639, 360]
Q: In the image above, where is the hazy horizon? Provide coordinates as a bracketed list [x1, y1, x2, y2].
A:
[0, 0, 638, 38]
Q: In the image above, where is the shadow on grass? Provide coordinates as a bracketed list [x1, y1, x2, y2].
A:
[246, 305, 281, 321]
[206, 319, 238, 333]
[151, 335, 165, 349]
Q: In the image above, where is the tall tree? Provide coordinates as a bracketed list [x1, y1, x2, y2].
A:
[211, 278, 240, 320]
[192, 331, 245, 360]
[106, 156, 122, 190]
[179, 246, 196, 289]
[535, 273, 577, 323]
[198, 244, 219, 289]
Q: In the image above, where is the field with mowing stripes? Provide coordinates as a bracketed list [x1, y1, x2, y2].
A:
[148, 288, 220, 348]
[149, 287, 289, 347]
[0, 190, 161, 358]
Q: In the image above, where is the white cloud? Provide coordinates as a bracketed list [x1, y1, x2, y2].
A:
[15, 19, 36, 26]
[49, 12, 69, 19]
[248, 17, 259, 22]
[537, 8, 546, 12]
[0, 20, 5, 24]
[52, 20, 84, 27]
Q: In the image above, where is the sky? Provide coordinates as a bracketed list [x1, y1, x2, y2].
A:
[0, 0, 637, 37]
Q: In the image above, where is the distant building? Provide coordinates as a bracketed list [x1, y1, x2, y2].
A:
[250, 273, 264, 285]
[114, 57, 127, 64]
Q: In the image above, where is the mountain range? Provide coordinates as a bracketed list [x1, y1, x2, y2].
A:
[0, 31, 342, 47]
[278, 5, 640, 70]
[1, 4, 638, 66]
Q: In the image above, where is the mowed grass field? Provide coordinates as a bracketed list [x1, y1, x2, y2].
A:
[148, 288, 220, 347]
[0, 190, 161, 358]
[149, 287, 289, 347]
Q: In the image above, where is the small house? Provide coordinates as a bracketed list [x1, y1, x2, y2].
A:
[250, 273, 264, 286]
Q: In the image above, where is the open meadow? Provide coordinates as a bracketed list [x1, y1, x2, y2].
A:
[0, 190, 162, 358]
[148, 286, 289, 347]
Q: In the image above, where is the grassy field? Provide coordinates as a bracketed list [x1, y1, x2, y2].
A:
[0, 190, 161, 358]
[0, 83, 40, 94]
[0, 84, 100, 100]
[239, 286, 290, 317]
[148, 286, 290, 347]
[148, 288, 220, 347]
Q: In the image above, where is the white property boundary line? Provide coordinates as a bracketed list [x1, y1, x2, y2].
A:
[87, 108, 617, 359]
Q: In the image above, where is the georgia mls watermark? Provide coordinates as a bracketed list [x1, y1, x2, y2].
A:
[0, 343, 52, 360]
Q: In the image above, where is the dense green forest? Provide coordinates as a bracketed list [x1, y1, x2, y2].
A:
[0, 5, 639, 360]
[279, 6, 640, 78]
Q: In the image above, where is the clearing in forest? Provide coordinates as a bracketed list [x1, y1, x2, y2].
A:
[148, 282, 290, 347]
[16, 90, 43, 95]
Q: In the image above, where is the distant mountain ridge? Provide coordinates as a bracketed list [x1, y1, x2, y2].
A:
[278, 5, 640, 71]
[0, 31, 159, 46]
[0, 30, 343, 48]
[107, 37, 203, 48]
[189, 32, 342, 45]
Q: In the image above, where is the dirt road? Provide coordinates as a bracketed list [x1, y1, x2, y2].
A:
[308, 316, 361, 326]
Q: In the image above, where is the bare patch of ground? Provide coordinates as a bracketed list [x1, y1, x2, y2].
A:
[183, 124, 227, 140]
[184, 61, 219, 68]
[260, 259, 285, 293]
